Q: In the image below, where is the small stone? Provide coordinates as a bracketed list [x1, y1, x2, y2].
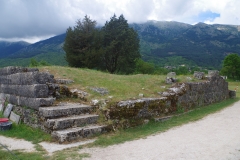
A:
[143, 119, 149, 124]
[90, 87, 109, 95]
[91, 99, 99, 105]
[186, 77, 192, 81]
[166, 77, 177, 84]
[9, 111, 20, 124]
[0, 104, 3, 112]
[139, 93, 144, 97]
[193, 71, 205, 80]
[3, 104, 13, 118]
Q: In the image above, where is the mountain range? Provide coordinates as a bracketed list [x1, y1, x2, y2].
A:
[0, 21, 240, 68]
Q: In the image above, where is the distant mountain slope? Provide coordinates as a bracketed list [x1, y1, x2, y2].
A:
[1, 21, 240, 69]
[10, 33, 66, 58]
[131, 21, 240, 68]
[0, 41, 30, 58]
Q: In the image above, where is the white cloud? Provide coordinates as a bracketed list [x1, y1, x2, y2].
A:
[0, 0, 239, 43]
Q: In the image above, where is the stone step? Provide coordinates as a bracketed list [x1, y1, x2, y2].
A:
[39, 103, 94, 118]
[44, 114, 99, 130]
[52, 125, 106, 143]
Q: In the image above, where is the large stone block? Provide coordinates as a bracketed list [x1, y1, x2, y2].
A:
[0, 84, 49, 98]
[39, 104, 93, 118]
[0, 66, 38, 76]
[0, 72, 55, 85]
[3, 104, 13, 118]
[4, 94, 55, 110]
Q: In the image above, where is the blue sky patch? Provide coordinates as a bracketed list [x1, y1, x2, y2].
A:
[195, 11, 220, 22]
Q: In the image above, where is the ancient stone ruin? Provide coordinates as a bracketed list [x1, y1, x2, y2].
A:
[193, 71, 205, 79]
[166, 72, 177, 84]
[0, 66, 106, 143]
[105, 72, 235, 129]
[0, 66, 236, 143]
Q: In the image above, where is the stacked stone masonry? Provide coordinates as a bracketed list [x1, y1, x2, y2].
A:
[0, 66, 106, 143]
[0, 66, 235, 142]
[107, 73, 234, 129]
[0, 66, 56, 109]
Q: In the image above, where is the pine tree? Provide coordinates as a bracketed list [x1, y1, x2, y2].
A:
[101, 14, 141, 74]
[63, 15, 100, 68]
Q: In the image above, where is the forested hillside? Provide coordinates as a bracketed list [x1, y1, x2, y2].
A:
[0, 21, 240, 69]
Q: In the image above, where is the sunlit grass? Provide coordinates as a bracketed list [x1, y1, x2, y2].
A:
[39, 66, 203, 102]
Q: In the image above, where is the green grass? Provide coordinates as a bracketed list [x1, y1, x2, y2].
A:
[39, 66, 203, 102]
[0, 122, 51, 144]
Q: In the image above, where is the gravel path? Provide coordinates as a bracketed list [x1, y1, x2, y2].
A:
[80, 101, 240, 160]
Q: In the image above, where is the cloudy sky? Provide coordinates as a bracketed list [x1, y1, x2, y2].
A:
[0, 0, 239, 43]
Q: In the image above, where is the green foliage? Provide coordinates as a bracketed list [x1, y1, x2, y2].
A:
[29, 58, 39, 67]
[221, 53, 240, 79]
[101, 14, 141, 74]
[29, 58, 49, 67]
[173, 66, 189, 75]
[135, 59, 155, 74]
[64, 14, 140, 74]
[63, 15, 100, 68]
[0, 123, 51, 143]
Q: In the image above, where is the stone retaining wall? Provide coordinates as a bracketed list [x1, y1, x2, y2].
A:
[0, 66, 58, 110]
[106, 74, 234, 129]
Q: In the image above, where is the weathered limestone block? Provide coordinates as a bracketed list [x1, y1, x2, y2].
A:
[0, 66, 39, 76]
[193, 71, 205, 79]
[47, 83, 60, 97]
[0, 84, 49, 98]
[109, 97, 169, 119]
[55, 79, 74, 84]
[70, 89, 88, 100]
[51, 125, 106, 143]
[0, 72, 55, 85]
[166, 77, 177, 84]
[3, 104, 13, 118]
[9, 111, 20, 124]
[44, 115, 99, 130]
[39, 104, 94, 118]
[208, 70, 219, 77]
[90, 87, 109, 95]
[1, 94, 55, 110]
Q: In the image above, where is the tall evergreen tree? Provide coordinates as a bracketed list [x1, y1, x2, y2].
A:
[101, 14, 141, 74]
[63, 15, 100, 68]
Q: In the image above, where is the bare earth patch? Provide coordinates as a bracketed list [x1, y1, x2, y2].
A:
[0, 135, 35, 152]
[79, 101, 240, 160]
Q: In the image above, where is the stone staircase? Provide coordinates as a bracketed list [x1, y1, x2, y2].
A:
[39, 103, 106, 143]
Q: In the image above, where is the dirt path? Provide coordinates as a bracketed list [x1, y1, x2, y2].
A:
[0, 135, 35, 152]
[80, 101, 240, 160]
